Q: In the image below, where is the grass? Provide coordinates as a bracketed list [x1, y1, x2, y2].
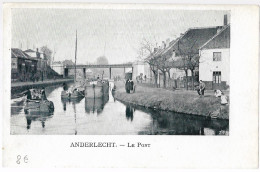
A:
[113, 81, 229, 119]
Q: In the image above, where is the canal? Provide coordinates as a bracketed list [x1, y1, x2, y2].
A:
[10, 83, 229, 135]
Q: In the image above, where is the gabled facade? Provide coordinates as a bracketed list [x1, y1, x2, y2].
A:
[199, 24, 230, 90]
[24, 48, 48, 80]
[11, 48, 38, 81]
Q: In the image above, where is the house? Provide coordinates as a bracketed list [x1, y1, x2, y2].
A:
[11, 48, 38, 82]
[51, 61, 64, 75]
[199, 24, 230, 90]
[24, 48, 48, 80]
[132, 60, 151, 82]
[151, 24, 223, 88]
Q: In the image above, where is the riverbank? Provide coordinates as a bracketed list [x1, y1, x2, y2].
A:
[113, 81, 229, 120]
[11, 78, 73, 97]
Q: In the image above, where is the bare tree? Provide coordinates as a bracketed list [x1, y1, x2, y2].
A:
[138, 38, 159, 87]
[40, 46, 53, 64]
[154, 53, 175, 88]
[186, 54, 199, 90]
[175, 38, 199, 90]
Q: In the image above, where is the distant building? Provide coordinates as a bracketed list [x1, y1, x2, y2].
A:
[132, 60, 152, 82]
[199, 24, 230, 90]
[51, 59, 75, 77]
[51, 61, 63, 75]
[11, 48, 37, 81]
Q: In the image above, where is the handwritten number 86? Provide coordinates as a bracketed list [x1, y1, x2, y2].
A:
[16, 155, 28, 164]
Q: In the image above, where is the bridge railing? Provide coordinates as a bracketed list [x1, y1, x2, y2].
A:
[64, 64, 133, 69]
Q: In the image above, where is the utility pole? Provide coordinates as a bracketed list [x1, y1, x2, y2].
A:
[74, 30, 77, 83]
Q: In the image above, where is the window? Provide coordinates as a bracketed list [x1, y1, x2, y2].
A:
[213, 52, 221, 61]
[213, 71, 221, 84]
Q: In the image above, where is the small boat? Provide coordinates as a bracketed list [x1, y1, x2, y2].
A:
[85, 79, 109, 98]
[11, 95, 26, 104]
[61, 85, 85, 99]
[24, 89, 54, 114]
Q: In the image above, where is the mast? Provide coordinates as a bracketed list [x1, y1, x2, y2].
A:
[74, 30, 77, 82]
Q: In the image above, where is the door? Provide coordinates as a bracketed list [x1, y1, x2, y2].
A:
[64, 68, 69, 78]
[212, 71, 221, 90]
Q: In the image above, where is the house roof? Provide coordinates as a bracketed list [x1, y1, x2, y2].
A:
[147, 26, 221, 61]
[172, 26, 222, 56]
[11, 48, 27, 58]
[200, 24, 230, 50]
[24, 49, 36, 53]
[12, 48, 39, 61]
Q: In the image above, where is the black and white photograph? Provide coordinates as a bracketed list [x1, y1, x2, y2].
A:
[2, 2, 259, 169]
[10, 9, 231, 135]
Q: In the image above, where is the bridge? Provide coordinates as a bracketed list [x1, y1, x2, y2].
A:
[63, 63, 134, 79]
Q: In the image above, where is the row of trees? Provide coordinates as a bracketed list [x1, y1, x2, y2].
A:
[138, 38, 199, 90]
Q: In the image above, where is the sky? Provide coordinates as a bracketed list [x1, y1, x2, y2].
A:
[12, 9, 230, 64]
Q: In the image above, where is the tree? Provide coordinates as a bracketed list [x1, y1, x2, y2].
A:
[96, 56, 109, 65]
[177, 56, 189, 90]
[155, 53, 175, 88]
[40, 46, 53, 63]
[186, 54, 199, 90]
[138, 38, 159, 87]
[174, 38, 199, 90]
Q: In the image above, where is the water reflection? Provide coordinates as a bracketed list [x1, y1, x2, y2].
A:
[25, 112, 53, 130]
[85, 95, 109, 114]
[122, 103, 229, 135]
[11, 84, 229, 135]
[125, 105, 134, 121]
[11, 100, 24, 115]
[61, 97, 84, 112]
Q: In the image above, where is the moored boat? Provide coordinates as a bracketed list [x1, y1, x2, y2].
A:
[85, 79, 109, 98]
[61, 86, 85, 99]
[24, 89, 54, 114]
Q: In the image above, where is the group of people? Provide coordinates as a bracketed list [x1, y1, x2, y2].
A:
[196, 80, 228, 105]
[136, 74, 147, 83]
[22, 87, 47, 101]
[125, 79, 135, 93]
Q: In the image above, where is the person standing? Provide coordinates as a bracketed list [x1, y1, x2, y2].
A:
[41, 87, 47, 100]
[125, 79, 130, 93]
[197, 80, 206, 96]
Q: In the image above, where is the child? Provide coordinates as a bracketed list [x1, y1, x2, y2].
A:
[214, 89, 223, 97]
[221, 92, 228, 105]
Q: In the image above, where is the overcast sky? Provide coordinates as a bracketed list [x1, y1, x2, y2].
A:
[12, 9, 229, 64]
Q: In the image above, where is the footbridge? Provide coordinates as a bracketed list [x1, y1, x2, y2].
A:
[63, 63, 134, 79]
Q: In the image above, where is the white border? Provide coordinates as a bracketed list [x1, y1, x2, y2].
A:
[1, 1, 259, 170]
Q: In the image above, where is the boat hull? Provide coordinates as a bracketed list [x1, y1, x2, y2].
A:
[85, 81, 109, 98]
[61, 90, 84, 99]
[24, 100, 54, 113]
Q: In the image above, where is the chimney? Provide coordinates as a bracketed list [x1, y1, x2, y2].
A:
[224, 14, 228, 26]
[36, 48, 40, 58]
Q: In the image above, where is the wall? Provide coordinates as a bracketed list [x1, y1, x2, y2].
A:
[170, 68, 191, 79]
[199, 48, 230, 88]
[52, 64, 64, 75]
[132, 62, 151, 80]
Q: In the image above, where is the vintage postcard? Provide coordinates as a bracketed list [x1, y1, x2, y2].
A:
[2, 3, 259, 168]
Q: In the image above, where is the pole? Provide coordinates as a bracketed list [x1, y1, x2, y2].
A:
[109, 67, 111, 79]
[74, 30, 77, 83]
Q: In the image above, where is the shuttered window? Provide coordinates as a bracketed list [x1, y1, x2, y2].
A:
[213, 71, 221, 83]
[213, 52, 221, 61]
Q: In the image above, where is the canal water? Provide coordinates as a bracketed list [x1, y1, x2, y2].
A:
[10, 83, 229, 135]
